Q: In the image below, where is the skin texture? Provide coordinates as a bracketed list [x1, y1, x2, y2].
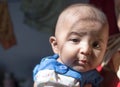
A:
[50, 4, 109, 72]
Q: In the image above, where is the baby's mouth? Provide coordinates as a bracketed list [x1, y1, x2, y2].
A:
[78, 56, 89, 64]
[81, 60, 87, 64]
[75, 59, 88, 65]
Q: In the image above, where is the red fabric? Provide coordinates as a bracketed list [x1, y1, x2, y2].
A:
[89, 0, 119, 36]
[97, 64, 120, 87]
[96, 65, 102, 72]
[100, 68, 120, 87]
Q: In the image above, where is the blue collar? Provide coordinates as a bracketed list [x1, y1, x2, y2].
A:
[33, 54, 103, 87]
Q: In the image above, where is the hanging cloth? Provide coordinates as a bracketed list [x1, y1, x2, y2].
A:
[21, 0, 68, 33]
[0, 0, 16, 49]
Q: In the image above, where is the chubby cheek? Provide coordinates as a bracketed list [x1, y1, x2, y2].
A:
[59, 44, 77, 65]
[92, 50, 105, 66]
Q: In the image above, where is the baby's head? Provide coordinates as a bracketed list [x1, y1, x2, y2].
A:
[50, 4, 109, 72]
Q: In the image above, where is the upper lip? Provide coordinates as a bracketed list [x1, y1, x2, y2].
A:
[79, 56, 88, 60]
[77, 56, 89, 63]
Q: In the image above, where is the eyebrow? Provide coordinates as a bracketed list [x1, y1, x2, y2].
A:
[68, 31, 105, 43]
[68, 31, 87, 37]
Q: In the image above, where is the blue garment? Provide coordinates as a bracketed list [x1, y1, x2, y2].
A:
[33, 54, 103, 87]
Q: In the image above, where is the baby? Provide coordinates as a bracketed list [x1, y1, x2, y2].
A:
[33, 3, 109, 87]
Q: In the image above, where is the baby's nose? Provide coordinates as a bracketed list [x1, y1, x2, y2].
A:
[80, 43, 91, 55]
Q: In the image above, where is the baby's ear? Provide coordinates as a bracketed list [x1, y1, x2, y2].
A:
[49, 36, 59, 54]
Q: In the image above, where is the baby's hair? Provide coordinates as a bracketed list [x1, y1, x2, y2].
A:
[54, 3, 108, 36]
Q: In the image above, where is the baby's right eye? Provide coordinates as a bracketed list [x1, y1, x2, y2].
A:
[69, 38, 80, 43]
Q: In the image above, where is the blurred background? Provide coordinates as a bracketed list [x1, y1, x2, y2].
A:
[0, 0, 88, 87]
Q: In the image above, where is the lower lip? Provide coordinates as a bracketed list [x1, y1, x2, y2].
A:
[76, 60, 87, 65]
[81, 60, 87, 63]
[77, 60, 87, 65]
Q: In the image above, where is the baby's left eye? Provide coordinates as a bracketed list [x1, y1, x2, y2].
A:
[92, 41, 100, 48]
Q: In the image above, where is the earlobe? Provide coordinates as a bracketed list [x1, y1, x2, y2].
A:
[49, 36, 59, 54]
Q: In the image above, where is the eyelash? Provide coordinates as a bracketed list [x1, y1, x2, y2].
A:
[69, 38, 80, 43]
[70, 39, 100, 48]
[92, 41, 101, 49]
[69, 37, 101, 48]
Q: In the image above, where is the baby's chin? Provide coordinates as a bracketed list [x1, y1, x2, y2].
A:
[72, 66, 90, 72]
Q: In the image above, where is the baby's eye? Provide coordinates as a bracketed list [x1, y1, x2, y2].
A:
[92, 41, 100, 49]
[70, 38, 80, 43]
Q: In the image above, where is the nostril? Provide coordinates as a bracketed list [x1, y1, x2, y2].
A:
[81, 51, 91, 55]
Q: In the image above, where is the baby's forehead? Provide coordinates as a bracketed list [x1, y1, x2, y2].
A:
[59, 4, 106, 24]
[55, 4, 108, 36]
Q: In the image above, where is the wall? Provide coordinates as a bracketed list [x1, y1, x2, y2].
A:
[0, 1, 53, 81]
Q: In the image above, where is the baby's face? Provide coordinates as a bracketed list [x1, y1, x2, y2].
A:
[54, 19, 108, 72]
